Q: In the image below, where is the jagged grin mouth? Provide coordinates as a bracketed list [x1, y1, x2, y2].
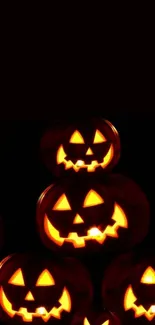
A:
[56, 145, 114, 171]
[0, 287, 71, 322]
[124, 285, 155, 321]
[44, 203, 128, 248]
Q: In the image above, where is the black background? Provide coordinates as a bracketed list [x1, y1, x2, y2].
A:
[0, 111, 155, 314]
[0, 6, 155, 323]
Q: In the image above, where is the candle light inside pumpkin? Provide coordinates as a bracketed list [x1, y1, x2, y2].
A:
[88, 227, 102, 237]
[76, 160, 84, 167]
[36, 307, 46, 315]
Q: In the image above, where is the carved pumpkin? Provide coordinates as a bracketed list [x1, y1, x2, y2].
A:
[40, 118, 120, 176]
[102, 254, 155, 324]
[0, 253, 92, 324]
[71, 310, 120, 325]
[36, 174, 149, 253]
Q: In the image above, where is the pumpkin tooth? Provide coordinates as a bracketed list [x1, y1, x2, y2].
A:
[18, 308, 33, 321]
[66, 233, 86, 247]
[50, 307, 61, 319]
[65, 160, 73, 170]
[104, 225, 118, 238]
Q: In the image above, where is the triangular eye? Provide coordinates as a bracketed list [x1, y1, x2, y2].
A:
[93, 129, 106, 143]
[83, 190, 104, 207]
[36, 269, 55, 286]
[102, 321, 109, 325]
[141, 266, 155, 284]
[84, 318, 90, 325]
[8, 268, 25, 286]
[69, 130, 85, 143]
[53, 194, 71, 211]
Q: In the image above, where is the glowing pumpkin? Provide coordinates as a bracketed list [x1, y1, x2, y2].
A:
[36, 176, 131, 253]
[124, 266, 155, 322]
[0, 253, 92, 324]
[40, 118, 120, 176]
[36, 173, 149, 254]
[102, 254, 155, 324]
[71, 310, 120, 325]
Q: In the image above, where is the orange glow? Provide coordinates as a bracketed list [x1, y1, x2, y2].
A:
[84, 318, 90, 325]
[124, 285, 155, 321]
[36, 307, 46, 315]
[83, 318, 109, 325]
[150, 306, 155, 313]
[69, 130, 84, 143]
[83, 190, 104, 207]
[59, 287, 71, 311]
[56, 143, 114, 172]
[124, 285, 137, 310]
[57, 145, 66, 164]
[53, 194, 71, 211]
[8, 268, 25, 286]
[141, 267, 155, 284]
[0, 287, 15, 318]
[93, 129, 106, 143]
[86, 148, 93, 155]
[25, 292, 35, 301]
[111, 203, 128, 228]
[44, 202, 128, 248]
[88, 227, 102, 237]
[44, 216, 64, 246]
[36, 269, 55, 286]
[73, 214, 84, 224]
[76, 160, 85, 167]
[0, 286, 71, 322]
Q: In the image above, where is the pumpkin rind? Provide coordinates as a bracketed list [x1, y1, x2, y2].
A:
[71, 310, 120, 325]
[36, 174, 149, 254]
[0, 253, 92, 324]
[102, 253, 155, 324]
[40, 118, 121, 177]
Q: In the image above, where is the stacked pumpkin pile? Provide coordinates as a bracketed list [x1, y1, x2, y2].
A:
[0, 118, 152, 325]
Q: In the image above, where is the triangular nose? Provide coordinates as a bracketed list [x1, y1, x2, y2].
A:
[73, 214, 84, 224]
[25, 291, 35, 301]
[86, 147, 93, 155]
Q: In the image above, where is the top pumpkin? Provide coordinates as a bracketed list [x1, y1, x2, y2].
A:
[40, 118, 120, 176]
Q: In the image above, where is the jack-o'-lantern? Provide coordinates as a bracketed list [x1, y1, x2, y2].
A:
[0, 253, 92, 324]
[36, 176, 130, 253]
[40, 118, 120, 176]
[124, 265, 155, 322]
[36, 174, 149, 254]
[71, 310, 120, 325]
[102, 254, 155, 324]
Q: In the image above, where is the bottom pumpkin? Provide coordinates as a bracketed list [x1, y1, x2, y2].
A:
[102, 252, 155, 324]
[0, 252, 92, 324]
[71, 310, 120, 325]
